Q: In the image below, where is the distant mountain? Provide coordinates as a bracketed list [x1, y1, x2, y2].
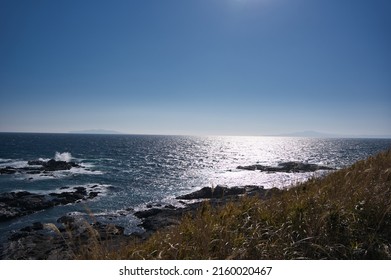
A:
[68, 129, 123, 135]
[277, 131, 340, 138]
[276, 131, 391, 139]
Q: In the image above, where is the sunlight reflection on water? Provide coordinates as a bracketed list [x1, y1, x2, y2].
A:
[1, 133, 390, 237]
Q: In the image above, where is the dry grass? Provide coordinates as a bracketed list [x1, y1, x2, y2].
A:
[78, 149, 391, 259]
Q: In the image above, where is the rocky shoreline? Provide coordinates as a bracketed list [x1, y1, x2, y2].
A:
[0, 160, 334, 259]
[0, 185, 280, 259]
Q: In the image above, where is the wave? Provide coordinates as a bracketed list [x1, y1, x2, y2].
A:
[55, 152, 73, 162]
[51, 183, 112, 196]
[1, 153, 73, 169]
[17, 167, 104, 181]
[0, 160, 28, 168]
[69, 166, 103, 175]
[12, 183, 113, 198]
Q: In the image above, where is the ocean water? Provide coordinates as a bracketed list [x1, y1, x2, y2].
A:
[1, 133, 391, 241]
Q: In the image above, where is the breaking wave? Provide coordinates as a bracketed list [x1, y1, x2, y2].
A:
[55, 152, 73, 162]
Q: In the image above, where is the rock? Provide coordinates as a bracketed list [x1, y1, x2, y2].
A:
[0, 167, 17, 175]
[135, 204, 200, 233]
[1, 158, 82, 177]
[26, 170, 41, 174]
[20, 222, 44, 232]
[42, 159, 78, 171]
[50, 192, 84, 205]
[0, 191, 55, 222]
[0, 205, 22, 222]
[134, 185, 273, 236]
[73, 187, 87, 195]
[0, 188, 100, 222]
[176, 185, 249, 200]
[139, 210, 182, 232]
[88, 192, 100, 199]
[57, 215, 76, 229]
[237, 161, 334, 173]
[134, 208, 163, 219]
[27, 160, 45, 166]
[0, 184, 281, 259]
[1, 218, 127, 259]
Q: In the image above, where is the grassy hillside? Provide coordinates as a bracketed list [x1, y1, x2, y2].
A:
[78, 149, 391, 259]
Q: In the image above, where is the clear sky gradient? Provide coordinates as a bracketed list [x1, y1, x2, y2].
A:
[1, 0, 390, 136]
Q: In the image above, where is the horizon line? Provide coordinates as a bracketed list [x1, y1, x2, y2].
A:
[0, 130, 391, 139]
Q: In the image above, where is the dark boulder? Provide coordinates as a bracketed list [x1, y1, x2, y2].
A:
[49, 187, 87, 202]
[0, 167, 17, 175]
[134, 208, 163, 219]
[2, 218, 127, 259]
[73, 187, 87, 195]
[20, 222, 44, 232]
[42, 159, 78, 171]
[176, 185, 250, 200]
[88, 191, 100, 199]
[0, 192, 54, 222]
[27, 160, 45, 166]
[0, 187, 100, 222]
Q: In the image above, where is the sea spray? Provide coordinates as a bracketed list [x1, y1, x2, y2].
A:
[55, 152, 73, 162]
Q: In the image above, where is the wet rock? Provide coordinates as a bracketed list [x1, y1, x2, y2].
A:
[50, 191, 84, 205]
[0, 192, 54, 221]
[88, 192, 100, 199]
[176, 185, 261, 200]
[27, 160, 45, 166]
[0, 167, 17, 174]
[73, 187, 87, 195]
[0, 206, 22, 221]
[41, 159, 79, 171]
[26, 170, 41, 175]
[20, 222, 44, 232]
[237, 161, 334, 173]
[1, 158, 82, 178]
[0, 188, 100, 222]
[134, 208, 163, 219]
[134, 204, 196, 234]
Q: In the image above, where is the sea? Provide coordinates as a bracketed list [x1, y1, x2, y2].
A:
[1, 133, 391, 243]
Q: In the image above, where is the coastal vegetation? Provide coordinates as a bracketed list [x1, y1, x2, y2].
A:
[77, 148, 391, 259]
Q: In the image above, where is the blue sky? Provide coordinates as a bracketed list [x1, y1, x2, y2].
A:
[0, 0, 390, 136]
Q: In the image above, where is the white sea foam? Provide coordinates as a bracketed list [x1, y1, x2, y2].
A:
[78, 162, 96, 168]
[0, 160, 28, 168]
[23, 183, 112, 197]
[69, 167, 103, 175]
[19, 172, 65, 181]
[55, 152, 73, 162]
